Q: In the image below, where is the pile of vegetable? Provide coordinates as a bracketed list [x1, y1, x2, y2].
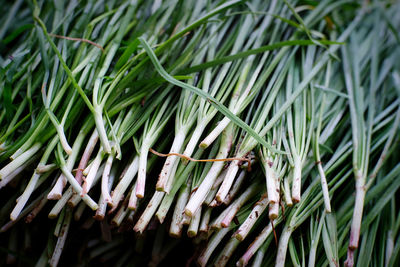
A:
[1, 0, 399, 266]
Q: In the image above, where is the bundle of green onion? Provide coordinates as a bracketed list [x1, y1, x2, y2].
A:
[1, 0, 399, 266]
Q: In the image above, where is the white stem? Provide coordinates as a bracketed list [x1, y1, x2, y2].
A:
[48, 187, 73, 219]
[94, 108, 111, 154]
[133, 191, 165, 234]
[275, 227, 293, 267]
[181, 213, 191, 225]
[156, 130, 186, 191]
[36, 163, 56, 173]
[10, 172, 41, 220]
[60, 165, 98, 210]
[291, 157, 302, 203]
[156, 193, 174, 223]
[220, 183, 258, 228]
[48, 133, 85, 199]
[112, 199, 130, 226]
[0, 156, 37, 189]
[200, 117, 231, 149]
[235, 193, 268, 241]
[348, 174, 366, 249]
[68, 164, 104, 207]
[184, 161, 225, 217]
[198, 227, 231, 267]
[283, 177, 293, 207]
[83, 161, 93, 176]
[204, 172, 223, 206]
[164, 158, 180, 194]
[269, 201, 280, 220]
[95, 167, 116, 220]
[216, 160, 240, 203]
[111, 156, 139, 208]
[0, 143, 41, 179]
[238, 222, 275, 266]
[47, 176, 66, 200]
[223, 170, 246, 205]
[56, 124, 72, 155]
[317, 162, 331, 212]
[128, 181, 138, 210]
[188, 206, 202, 237]
[211, 206, 231, 230]
[265, 159, 278, 203]
[199, 207, 212, 233]
[170, 182, 191, 238]
[182, 121, 206, 163]
[82, 149, 103, 196]
[75, 129, 99, 184]
[101, 154, 114, 203]
[215, 237, 240, 267]
[136, 142, 150, 198]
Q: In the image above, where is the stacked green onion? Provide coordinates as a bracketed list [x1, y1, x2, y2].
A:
[1, 0, 399, 266]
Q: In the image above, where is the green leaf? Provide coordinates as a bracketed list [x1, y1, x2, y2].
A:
[181, 40, 343, 75]
[2, 24, 34, 45]
[319, 143, 333, 154]
[2, 81, 15, 121]
[115, 38, 140, 69]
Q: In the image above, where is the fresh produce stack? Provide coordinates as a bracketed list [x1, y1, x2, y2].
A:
[1, 0, 399, 266]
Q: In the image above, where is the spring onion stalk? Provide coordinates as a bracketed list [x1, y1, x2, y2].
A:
[285, 62, 315, 203]
[170, 178, 192, 238]
[219, 182, 259, 228]
[111, 156, 139, 209]
[49, 208, 72, 267]
[251, 238, 272, 267]
[155, 147, 206, 222]
[68, 164, 105, 208]
[259, 114, 286, 218]
[48, 188, 73, 219]
[188, 205, 202, 238]
[0, 143, 41, 179]
[0, 155, 39, 189]
[152, 27, 210, 190]
[198, 227, 232, 267]
[112, 195, 131, 227]
[342, 14, 385, 264]
[74, 201, 86, 221]
[313, 94, 332, 213]
[204, 168, 227, 205]
[48, 127, 89, 199]
[215, 237, 241, 267]
[184, 123, 235, 217]
[133, 191, 165, 234]
[93, 164, 117, 221]
[322, 213, 339, 267]
[81, 148, 104, 196]
[10, 137, 58, 220]
[137, 95, 175, 197]
[235, 193, 268, 241]
[308, 212, 326, 267]
[222, 169, 247, 205]
[238, 219, 279, 267]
